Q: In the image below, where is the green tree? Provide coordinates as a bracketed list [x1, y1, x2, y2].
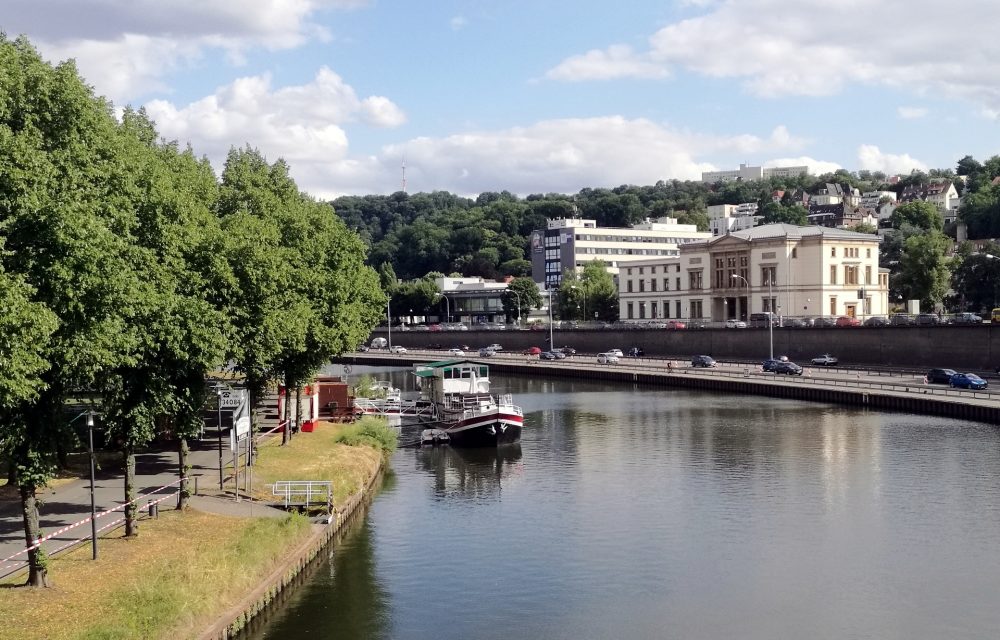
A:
[759, 202, 808, 225]
[502, 277, 542, 325]
[949, 241, 1000, 313]
[890, 201, 943, 231]
[895, 231, 952, 310]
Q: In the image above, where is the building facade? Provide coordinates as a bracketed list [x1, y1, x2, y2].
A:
[530, 217, 711, 290]
[701, 163, 809, 183]
[617, 224, 889, 324]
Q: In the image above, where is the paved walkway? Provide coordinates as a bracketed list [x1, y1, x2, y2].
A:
[0, 393, 283, 578]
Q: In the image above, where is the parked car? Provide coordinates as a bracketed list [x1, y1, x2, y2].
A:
[666, 320, 687, 330]
[811, 354, 839, 366]
[926, 368, 958, 384]
[916, 313, 941, 326]
[783, 317, 810, 328]
[813, 316, 837, 327]
[691, 355, 717, 368]
[951, 312, 982, 325]
[647, 321, 668, 329]
[389, 346, 407, 354]
[522, 346, 542, 355]
[773, 361, 804, 375]
[478, 347, 497, 357]
[950, 373, 988, 390]
[540, 351, 558, 360]
[428, 324, 443, 331]
[597, 352, 619, 364]
[749, 312, 779, 328]
[889, 314, 915, 326]
[627, 347, 644, 357]
[835, 316, 861, 327]
[864, 316, 889, 327]
[448, 348, 465, 356]
[607, 348, 624, 357]
[762, 358, 782, 372]
[725, 319, 747, 329]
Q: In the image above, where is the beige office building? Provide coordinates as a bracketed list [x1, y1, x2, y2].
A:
[618, 224, 889, 323]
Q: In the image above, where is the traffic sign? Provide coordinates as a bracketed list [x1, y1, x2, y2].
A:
[219, 389, 245, 409]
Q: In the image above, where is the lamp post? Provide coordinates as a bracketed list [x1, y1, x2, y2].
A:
[212, 382, 226, 490]
[987, 254, 999, 308]
[731, 273, 749, 321]
[548, 288, 554, 348]
[386, 299, 392, 350]
[505, 290, 522, 328]
[571, 285, 587, 322]
[86, 411, 99, 560]
[438, 294, 451, 324]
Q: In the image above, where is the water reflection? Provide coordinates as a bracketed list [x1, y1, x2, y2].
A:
[414, 444, 523, 502]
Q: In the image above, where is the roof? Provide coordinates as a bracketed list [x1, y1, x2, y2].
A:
[713, 223, 880, 243]
[413, 359, 482, 377]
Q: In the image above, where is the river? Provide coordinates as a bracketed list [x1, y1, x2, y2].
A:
[246, 366, 1000, 639]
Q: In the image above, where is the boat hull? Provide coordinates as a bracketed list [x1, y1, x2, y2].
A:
[440, 413, 523, 447]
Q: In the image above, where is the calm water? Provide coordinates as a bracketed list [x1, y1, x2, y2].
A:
[248, 368, 1000, 639]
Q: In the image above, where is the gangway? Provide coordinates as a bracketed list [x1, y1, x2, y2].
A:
[353, 396, 437, 419]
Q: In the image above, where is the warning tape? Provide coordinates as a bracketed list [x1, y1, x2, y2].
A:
[0, 478, 182, 567]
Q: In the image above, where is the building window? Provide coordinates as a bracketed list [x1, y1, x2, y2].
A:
[639, 267, 644, 275]
[662, 278, 668, 291]
[691, 300, 703, 318]
[831, 247, 837, 257]
[763, 297, 777, 312]
[627, 302, 634, 319]
[845, 265, 859, 285]
[689, 271, 703, 290]
[639, 280, 645, 293]
[792, 248, 797, 258]
[675, 301, 682, 318]
[676, 277, 681, 291]
[866, 248, 872, 259]
[627, 280, 633, 293]
[830, 265, 837, 284]
[865, 265, 872, 285]
[761, 266, 777, 286]
[650, 279, 657, 292]
[627, 268, 633, 275]
[639, 302, 646, 319]
[651, 302, 658, 318]
[651, 266, 657, 274]
[830, 297, 837, 315]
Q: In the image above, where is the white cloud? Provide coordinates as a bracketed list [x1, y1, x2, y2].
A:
[897, 106, 929, 119]
[857, 144, 927, 175]
[144, 67, 405, 198]
[8, 0, 370, 102]
[546, 45, 669, 82]
[450, 16, 468, 31]
[547, 0, 1000, 113]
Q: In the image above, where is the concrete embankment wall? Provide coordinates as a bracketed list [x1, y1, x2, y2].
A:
[374, 325, 1000, 371]
[199, 461, 384, 640]
[344, 355, 1000, 426]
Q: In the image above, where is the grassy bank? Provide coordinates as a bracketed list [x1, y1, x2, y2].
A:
[1, 416, 394, 640]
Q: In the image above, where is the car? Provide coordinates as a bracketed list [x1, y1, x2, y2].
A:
[811, 354, 839, 366]
[835, 316, 860, 327]
[606, 348, 624, 357]
[749, 312, 779, 328]
[725, 319, 747, 329]
[529, 323, 546, 331]
[773, 361, 804, 375]
[551, 350, 567, 359]
[478, 347, 497, 357]
[487, 343, 504, 351]
[357, 344, 370, 352]
[540, 351, 558, 360]
[916, 313, 941, 326]
[427, 342, 443, 350]
[950, 373, 988, 390]
[666, 320, 686, 330]
[556, 346, 576, 356]
[389, 346, 407, 354]
[370, 337, 388, 349]
[864, 316, 889, 327]
[597, 352, 619, 364]
[951, 312, 983, 325]
[522, 346, 542, 355]
[762, 358, 782, 372]
[448, 348, 465, 356]
[782, 317, 810, 328]
[926, 368, 958, 384]
[691, 355, 717, 368]
[889, 314, 915, 326]
[626, 347, 644, 357]
[813, 317, 838, 327]
[428, 324, 443, 331]
[647, 321, 668, 329]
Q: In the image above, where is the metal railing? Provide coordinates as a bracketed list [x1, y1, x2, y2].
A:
[271, 480, 333, 510]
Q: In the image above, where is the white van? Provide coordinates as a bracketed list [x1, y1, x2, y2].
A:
[370, 337, 388, 349]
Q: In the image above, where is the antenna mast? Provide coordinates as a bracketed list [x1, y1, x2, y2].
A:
[401, 157, 407, 193]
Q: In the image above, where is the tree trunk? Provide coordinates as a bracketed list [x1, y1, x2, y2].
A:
[123, 446, 138, 537]
[281, 372, 290, 445]
[177, 436, 190, 510]
[20, 484, 48, 587]
[295, 384, 303, 437]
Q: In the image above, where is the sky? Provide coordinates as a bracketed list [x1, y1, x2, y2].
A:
[5, 0, 999, 199]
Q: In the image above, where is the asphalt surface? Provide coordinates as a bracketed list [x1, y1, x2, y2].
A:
[0, 394, 282, 579]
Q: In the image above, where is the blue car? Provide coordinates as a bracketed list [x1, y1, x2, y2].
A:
[950, 373, 988, 390]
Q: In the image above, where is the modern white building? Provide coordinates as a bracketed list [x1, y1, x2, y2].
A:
[710, 215, 761, 236]
[530, 217, 711, 290]
[701, 163, 809, 183]
[618, 224, 889, 324]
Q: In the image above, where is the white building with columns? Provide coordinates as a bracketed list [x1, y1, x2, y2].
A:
[618, 224, 889, 324]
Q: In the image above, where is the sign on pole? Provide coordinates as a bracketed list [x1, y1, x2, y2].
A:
[219, 389, 244, 409]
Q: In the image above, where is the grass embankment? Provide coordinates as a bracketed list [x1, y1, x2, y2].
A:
[1, 416, 395, 640]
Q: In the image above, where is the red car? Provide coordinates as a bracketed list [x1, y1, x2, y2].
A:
[428, 324, 443, 332]
[522, 346, 542, 355]
[835, 316, 861, 327]
[666, 320, 686, 330]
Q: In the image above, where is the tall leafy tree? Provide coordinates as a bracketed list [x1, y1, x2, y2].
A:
[895, 232, 952, 310]
[890, 201, 943, 231]
[502, 277, 542, 325]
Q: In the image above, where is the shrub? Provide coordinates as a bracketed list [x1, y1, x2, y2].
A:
[334, 417, 397, 455]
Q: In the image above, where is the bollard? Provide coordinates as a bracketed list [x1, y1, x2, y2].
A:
[194, 476, 199, 496]
[149, 502, 159, 518]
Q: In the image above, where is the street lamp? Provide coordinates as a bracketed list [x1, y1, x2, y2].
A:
[570, 285, 587, 322]
[85, 411, 99, 560]
[212, 382, 227, 490]
[437, 294, 451, 324]
[732, 273, 772, 359]
[731, 273, 749, 321]
[386, 299, 392, 350]
[505, 290, 522, 329]
[547, 288, 554, 348]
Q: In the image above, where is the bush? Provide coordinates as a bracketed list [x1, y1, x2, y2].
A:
[334, 417, 397, 455]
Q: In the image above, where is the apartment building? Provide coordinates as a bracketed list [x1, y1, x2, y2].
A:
[618, 224, 889, 323]
[530, 217, 711, 290]
[701, 163, 809, 183]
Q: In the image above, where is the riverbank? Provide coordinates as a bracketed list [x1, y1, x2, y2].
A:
[0, 419, 391, 640]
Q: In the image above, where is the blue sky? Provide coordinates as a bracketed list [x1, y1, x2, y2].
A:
[6, 0, 998, 198]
